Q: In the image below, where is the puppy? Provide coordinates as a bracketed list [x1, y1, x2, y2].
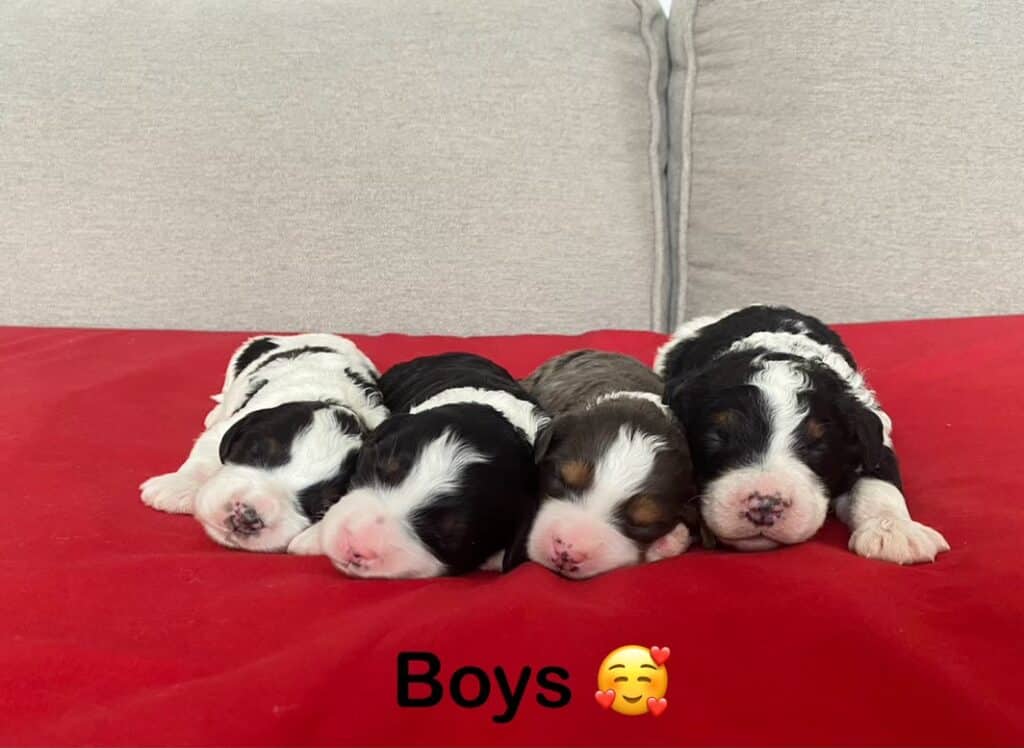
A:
[140, 334, 388, 552]
[511, 350, 699, 579]
[656, 305, 949, 564]
[288, 353, 546, 579]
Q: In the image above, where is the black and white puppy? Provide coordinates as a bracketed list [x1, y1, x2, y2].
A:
[656, 305, 949, 564]
[512, 351, 698, 579]
[288, 353, 547, 578]
[140, 334, 389, 552]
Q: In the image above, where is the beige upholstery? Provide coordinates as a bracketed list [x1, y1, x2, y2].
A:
[0, 1, 670, 334]
[669, 0, 1024, 325]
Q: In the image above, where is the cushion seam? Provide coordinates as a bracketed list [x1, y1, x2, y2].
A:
[633, 0, 670, 333]
[673, 0, 699, 329]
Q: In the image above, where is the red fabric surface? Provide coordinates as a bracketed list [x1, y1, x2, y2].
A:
[1, 318, 1023, 746]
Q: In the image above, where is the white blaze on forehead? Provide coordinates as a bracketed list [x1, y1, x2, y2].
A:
[584, 425, 667, 519]
[730, 331, 892, 446]
[410, 387, 549, 445]
[266, 407, 363, 492]
[381, 428, 486, 517]
[750, 360, 811, 460]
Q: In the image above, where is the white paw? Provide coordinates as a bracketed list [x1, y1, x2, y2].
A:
[849, 516, 950, 564]
[645, 523, 693, 563]
[139, 472, 198, 514]
[203, 401, 225, 429]
[286, 523, 324, 556]
[478, 551, 504, 572]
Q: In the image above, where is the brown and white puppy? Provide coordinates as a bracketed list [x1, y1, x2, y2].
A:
[508, 350, 699, 579]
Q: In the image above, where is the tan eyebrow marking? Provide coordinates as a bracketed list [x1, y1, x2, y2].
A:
[805, 417, 826, 440]
[627, 495, 664, 525]
[560, 460, 594, 490]
[711, 410, 739, 427]
[381, 456, 404, 479]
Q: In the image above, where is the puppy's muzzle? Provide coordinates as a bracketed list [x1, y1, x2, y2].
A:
[225, 503, 265, 536]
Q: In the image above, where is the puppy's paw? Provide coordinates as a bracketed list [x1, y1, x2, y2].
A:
[478, 551, 503, 572]
[287, 523, 323, 556]
[645, 523, 693, 563]
[203, 401, 225, 429]
[849, 516, 950, 564]
[140, 472, 197, 514]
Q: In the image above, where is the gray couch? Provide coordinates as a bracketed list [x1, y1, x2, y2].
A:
[3, 1, 1022, 335]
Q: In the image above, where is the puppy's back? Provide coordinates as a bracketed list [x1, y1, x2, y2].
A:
[659, 305, 856, 384]
[523, 350, 662, 416]
[381, 352, 531, 413]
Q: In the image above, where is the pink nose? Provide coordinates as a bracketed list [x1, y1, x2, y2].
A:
[336, 527, 379, 566]
[550, 535, 587, 572]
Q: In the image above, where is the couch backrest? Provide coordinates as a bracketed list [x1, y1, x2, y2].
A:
[0, 1, 670, 334]
[4, 1, 1022, 335]
[668, 0, 1024, 326]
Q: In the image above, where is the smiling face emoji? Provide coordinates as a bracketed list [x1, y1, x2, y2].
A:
[596, 645, 668, 716]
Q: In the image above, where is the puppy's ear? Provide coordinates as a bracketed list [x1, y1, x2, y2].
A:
[532, 417, 559, 464]
[837, 393, 885, 472]
[698, 521, 720, 550]
[218, 420, 242, 465]
[219, 415, 288, 467]
[502, 494, 538, 572]
[665, 378, 695, 424]
[287, 522, 324, 555]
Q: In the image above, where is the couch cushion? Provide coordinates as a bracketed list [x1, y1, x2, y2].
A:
[0, 0, 670, 334]
[669, 1, 1024, 325]
[1, 318, 1023, 745]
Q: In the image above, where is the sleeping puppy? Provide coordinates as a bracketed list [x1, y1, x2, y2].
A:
[288, 353, 547, 578]
[140, 334, 388, 552]
[656, 305, 949, 564]
[512, 350, 699, 579]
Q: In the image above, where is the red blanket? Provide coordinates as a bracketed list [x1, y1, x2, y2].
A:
[2, 318, 1022, 746]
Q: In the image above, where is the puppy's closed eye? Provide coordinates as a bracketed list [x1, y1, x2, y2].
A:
[621, 495, 675, 543]
[705, 409, 745, 452]
[801, 417, 832, 461]
[625, 495, 666, 527]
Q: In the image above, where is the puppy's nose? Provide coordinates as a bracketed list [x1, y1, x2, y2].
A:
[226, 502, 264, 535]
[743, 493, 784, 527]
[337, 527, 379, 568]
[550, 536, 587, 573]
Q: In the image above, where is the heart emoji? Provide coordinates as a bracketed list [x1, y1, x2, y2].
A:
[650, 646, 670, 665]
[647, 697, 668, 717]
[594, 689, 616, 710]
